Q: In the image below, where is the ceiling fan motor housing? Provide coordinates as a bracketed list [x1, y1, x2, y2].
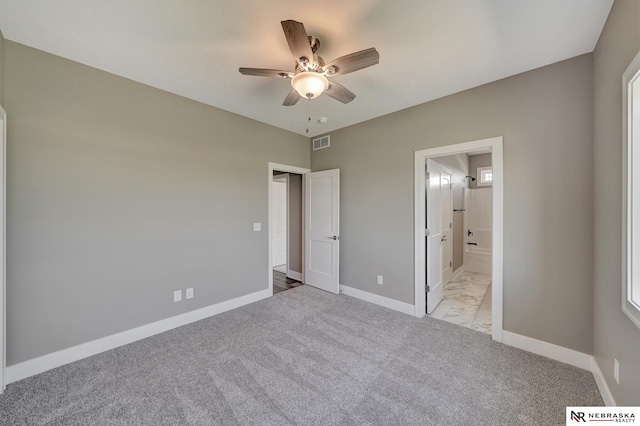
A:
[296, 54, 325, 73]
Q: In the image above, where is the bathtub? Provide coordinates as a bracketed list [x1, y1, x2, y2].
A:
[464, 247, 492, 275]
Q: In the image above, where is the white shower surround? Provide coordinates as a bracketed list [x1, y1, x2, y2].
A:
[465, 187, 493, 274]
[465, 247, 492, 275]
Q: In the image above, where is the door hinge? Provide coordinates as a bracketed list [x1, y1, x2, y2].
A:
[426, 284, 430, 292]
[450, 222, 452, 229]
[450, 261, 452, 267]
[425, 228, 430, 236]
[426, 172, 430, 180]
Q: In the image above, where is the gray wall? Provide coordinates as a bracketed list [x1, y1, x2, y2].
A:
[288, 173, 303, 274]
[433, 154, 468, 271]
[4, 41, 309, 365]
[468, 153, 492, 189]
[312, 54, 595, 353]
[0, 29, 4, 104]
[593, 0, 640, 405]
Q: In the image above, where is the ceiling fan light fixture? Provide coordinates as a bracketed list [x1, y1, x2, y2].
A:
[291, 72, 329, 99]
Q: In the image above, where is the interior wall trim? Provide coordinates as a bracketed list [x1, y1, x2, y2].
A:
[502, 330, 592, 370]
[591, 357, 616, 406]
[0, 105, 6, 394]
[287, 271, 303, 281]
[452, 266, 465, 282]
[6, 288, 271, 385]
[339, 284, 415, 316]
[503, 331, 615, 406]
[339, 286, 614, 404]
[6, 282, 615, 407]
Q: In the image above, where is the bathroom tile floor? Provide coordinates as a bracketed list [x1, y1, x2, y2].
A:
[428, 271, 492, 334]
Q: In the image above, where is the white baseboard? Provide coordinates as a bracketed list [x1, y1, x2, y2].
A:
[6, 288, 271, 384]
[5, 287, 618, 407]
[502, 331, 592, 370]
[502, 331, 617, 406]
[452, 266, 465, 281]
[590, 357, 616, 406]
[340, 290, 613, 406]
[287, 270, 303, 281]
[339, 284, 415, 316]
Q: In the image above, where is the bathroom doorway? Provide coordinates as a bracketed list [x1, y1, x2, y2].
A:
[414, 137, 504, 342]
[425, 153, 493, 334]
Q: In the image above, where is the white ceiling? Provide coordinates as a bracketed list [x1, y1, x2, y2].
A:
[0, 0, 613, 137]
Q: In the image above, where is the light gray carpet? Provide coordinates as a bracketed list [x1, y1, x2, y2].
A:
[0, 286, 602, 425]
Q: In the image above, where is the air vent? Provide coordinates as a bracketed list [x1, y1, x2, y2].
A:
[313, 135, 330, 151]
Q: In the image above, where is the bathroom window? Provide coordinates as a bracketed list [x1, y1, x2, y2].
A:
[477, 166, 493, 187]
[623, 49, 640, 330]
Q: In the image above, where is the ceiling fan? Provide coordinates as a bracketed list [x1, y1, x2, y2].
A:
[239, 20, 379, 106]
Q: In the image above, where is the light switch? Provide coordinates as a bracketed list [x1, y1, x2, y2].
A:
[253, 222, 261, 231]
[173, 290, 182, 302]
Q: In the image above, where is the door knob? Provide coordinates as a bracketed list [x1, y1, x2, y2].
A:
[441, 236, 447, 242]
[330, 235, 338, 240]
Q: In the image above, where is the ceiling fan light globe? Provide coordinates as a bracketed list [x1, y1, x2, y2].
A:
[291, 72, 329, 99]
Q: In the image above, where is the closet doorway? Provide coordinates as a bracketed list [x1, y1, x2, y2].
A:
[270, 164, 308, 294]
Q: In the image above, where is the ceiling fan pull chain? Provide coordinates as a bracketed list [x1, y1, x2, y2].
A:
[306, 96, 311, 134]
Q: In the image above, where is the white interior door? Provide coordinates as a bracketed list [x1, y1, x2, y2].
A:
[272, 176, 288, 268]
[426, 159, 444, 314]
[305, 169, 340, 294]
[441, 171, 453, 284]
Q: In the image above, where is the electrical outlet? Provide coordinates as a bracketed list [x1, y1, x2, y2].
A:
[174, 290, 182, 302]
[186, 287, 194, 299]
[253, 222, 261, 231]
[377, 275, 383, 285]
[614, 359, 620, 384]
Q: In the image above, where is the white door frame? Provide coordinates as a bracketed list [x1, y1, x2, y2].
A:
[414, 137, 504, 342]
[0, 105, 6, 392]
[272, 173, 289, 269]
[268, 163, 310, 295]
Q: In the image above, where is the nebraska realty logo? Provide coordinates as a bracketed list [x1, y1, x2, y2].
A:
[566, 407, 639, 424]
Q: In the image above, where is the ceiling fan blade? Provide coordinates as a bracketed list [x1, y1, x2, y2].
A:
[325, 81, 356, 104]
[323, 47, 380, 76]
[283, 88, 302, 106]
[239, 68, 293, 78]
[281, 20, 314, 63]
